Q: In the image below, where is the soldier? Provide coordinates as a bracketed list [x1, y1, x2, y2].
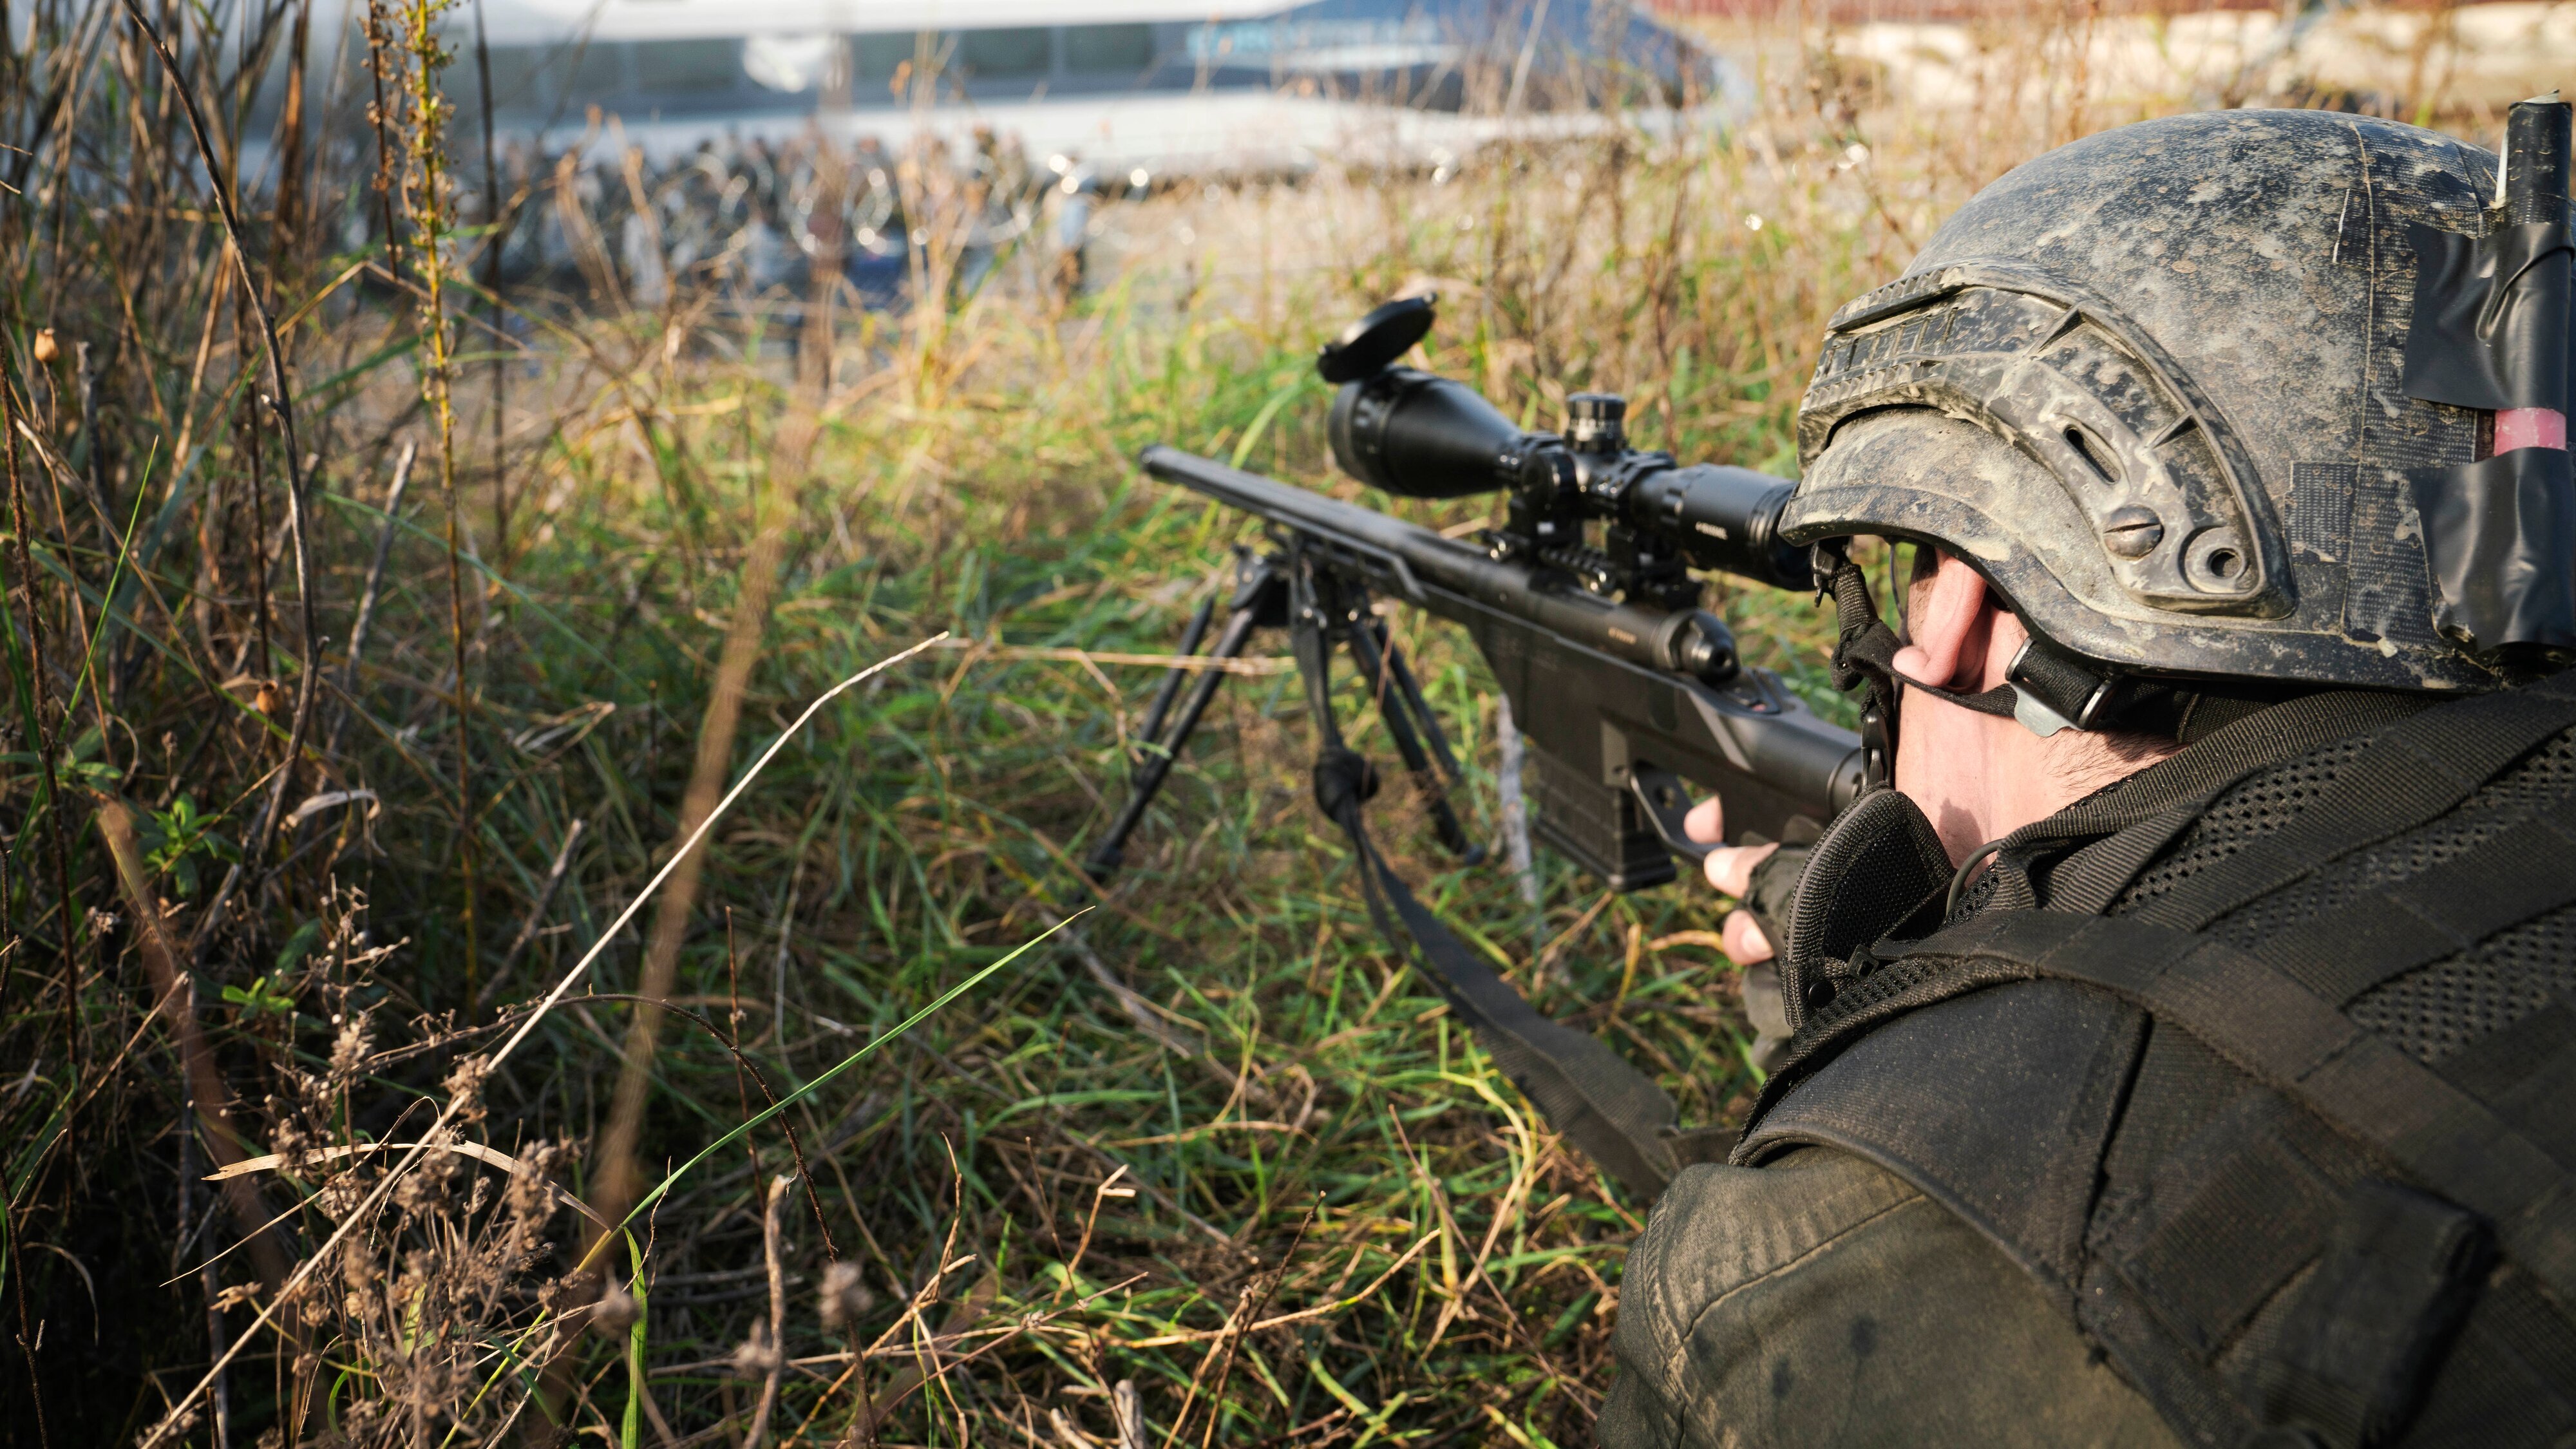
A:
[1604, 105, 2576, 1446]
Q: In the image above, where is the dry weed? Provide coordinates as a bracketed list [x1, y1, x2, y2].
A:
[0, 1, 2518, 1443]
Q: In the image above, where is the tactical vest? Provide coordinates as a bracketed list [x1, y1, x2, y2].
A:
[1735, 674, 2576, 1448]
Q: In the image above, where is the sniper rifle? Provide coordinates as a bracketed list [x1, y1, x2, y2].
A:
[1084, 296, 1866, 1197]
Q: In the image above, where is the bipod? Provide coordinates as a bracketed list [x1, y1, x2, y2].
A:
[1081, 544, 1686, 1201]
[1083, 545, 1483, 881]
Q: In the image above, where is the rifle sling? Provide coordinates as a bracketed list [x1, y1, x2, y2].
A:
[1312, 747, 1681, 1198]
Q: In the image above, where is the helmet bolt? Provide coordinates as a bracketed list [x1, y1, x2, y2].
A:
[2102, 506, 2164, 558]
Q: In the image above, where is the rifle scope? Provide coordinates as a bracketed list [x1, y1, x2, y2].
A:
[1320, 296, 1814, 603]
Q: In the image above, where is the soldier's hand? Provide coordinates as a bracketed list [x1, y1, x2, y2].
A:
[1683, 797, 1779, 966]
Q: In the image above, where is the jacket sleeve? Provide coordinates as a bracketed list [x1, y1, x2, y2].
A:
[1599, 1148, 2181, 1449]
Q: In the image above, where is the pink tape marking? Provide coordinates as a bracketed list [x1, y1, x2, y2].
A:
[2496, 407, 2568, 452]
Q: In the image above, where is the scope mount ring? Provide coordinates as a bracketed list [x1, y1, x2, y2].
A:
[1319, 295, 1438, 384]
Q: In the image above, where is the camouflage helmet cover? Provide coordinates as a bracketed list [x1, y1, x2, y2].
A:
[1781, 109, 2516, 694]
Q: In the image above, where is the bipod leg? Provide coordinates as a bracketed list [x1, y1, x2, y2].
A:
[1286, 558, 1381, 826]
[1083, 559, 1285, 881]
[1375, 621, 1470, 789]
[1345, 611, 1484, 864]
[1287, 558, 1347, 755]
[1132, 591, 1216, 773]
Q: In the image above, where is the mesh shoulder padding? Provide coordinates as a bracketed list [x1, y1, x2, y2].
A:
[2349, 904, 2576, 1064]
[2112, 725, 2576, 1065]
[2112, 735, 2378, 910]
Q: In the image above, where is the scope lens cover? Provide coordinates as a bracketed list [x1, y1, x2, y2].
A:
[1318, 296, 1438, 384]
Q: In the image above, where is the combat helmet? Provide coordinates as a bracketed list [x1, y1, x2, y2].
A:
[1782, 106, 2576, 743]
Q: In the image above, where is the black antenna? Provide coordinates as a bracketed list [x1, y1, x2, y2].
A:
[2504, 91, 2570, 223]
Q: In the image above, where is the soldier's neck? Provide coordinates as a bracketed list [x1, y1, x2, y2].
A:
[1894, 610, 2177, 865]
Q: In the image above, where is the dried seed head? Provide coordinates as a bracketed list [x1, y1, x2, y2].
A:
[819, 1260, 875, 1328]
[31, 330, 57, 365]
[443, 1055, 490, 1122]
[394, 1150, 457, 1213]
[317, 1169, 371, 1220]
[507, 1140, 571, 1222]
[592, 1281, 639, 1335]
[330, 1012, 373, 1077]
[730, 1331, 781, 1378]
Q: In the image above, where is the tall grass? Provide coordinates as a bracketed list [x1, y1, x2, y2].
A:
[0, 3, 2505, 1443]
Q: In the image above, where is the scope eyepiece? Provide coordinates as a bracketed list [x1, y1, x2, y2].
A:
[1625, 465, 1813, 592]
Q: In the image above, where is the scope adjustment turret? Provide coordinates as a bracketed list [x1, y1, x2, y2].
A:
[1566, 393, 1627, 453]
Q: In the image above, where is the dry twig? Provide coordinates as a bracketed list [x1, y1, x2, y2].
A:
[743, 1172, 793, 1447]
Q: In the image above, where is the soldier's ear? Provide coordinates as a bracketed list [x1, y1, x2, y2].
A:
[1892, 549, 1990, 690]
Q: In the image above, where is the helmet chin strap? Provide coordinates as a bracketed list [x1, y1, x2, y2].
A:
[1814, 542, 2128, 781]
